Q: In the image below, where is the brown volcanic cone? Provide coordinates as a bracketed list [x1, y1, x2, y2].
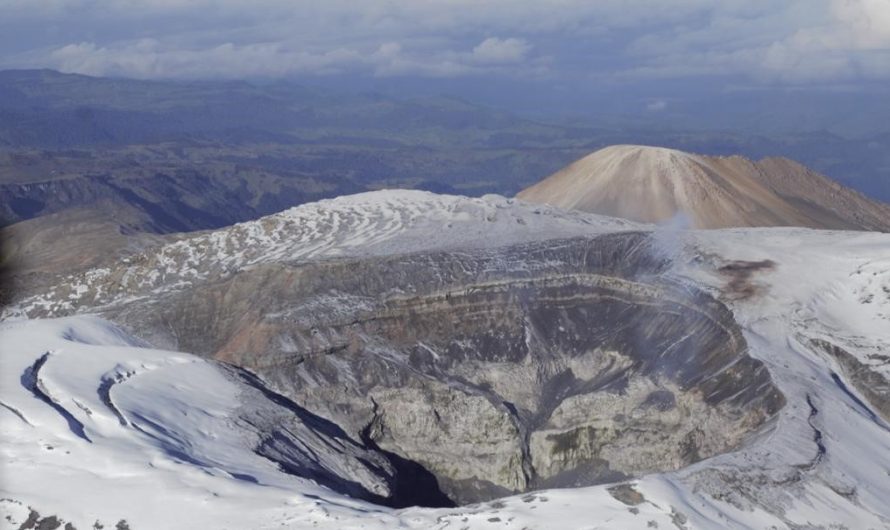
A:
[517, 145, 890, 230]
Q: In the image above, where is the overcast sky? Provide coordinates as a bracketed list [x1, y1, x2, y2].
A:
[1, 0, 888, 83]
[0, 0, 888, 128]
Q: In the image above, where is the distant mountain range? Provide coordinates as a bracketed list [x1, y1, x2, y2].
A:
[0, 69, 572, 149]
[1, 69, 889, 236]
[518, 145, 890, 231]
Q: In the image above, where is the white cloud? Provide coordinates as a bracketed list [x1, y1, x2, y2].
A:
[830, 0, 890, 49]
[43, 37, 539, 79]
[471, 37, 531, 64]
[49, 40, 365, 78]
[753, 0, 890, 80]
[369, 42, 476, 77]
[615, 0, 890, 83]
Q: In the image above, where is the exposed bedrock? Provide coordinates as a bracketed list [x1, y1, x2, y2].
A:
[809, 338, 890, 423]
[109, 233, 785, 505]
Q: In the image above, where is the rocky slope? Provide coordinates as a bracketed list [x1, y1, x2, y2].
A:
[517, 145, 890, 230]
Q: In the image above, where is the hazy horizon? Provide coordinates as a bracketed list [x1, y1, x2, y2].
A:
[2, 1, 889, 136]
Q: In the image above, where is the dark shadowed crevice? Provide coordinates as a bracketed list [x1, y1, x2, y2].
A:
[20, 352, 92, 443]
[830, 372, 890, 432]
[359, 399, 456, 509]
[227, 364, 454, 507]
[799, 394, 825, 470]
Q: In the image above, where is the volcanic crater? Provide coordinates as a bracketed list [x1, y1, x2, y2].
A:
[105, 232, 785, 506]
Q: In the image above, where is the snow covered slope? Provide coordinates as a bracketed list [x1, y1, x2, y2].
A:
[0, 317, 756, 529]
[0, 317, 409, 529]
[3, 190, 890, 529]
[672, 228, 890, 528]
[6, 190, 634, 318]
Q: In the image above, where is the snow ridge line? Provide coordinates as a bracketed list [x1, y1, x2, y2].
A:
[20, 352, 92, 443]
[97, 368, 136, 427]
[0, 400, 32, 426]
